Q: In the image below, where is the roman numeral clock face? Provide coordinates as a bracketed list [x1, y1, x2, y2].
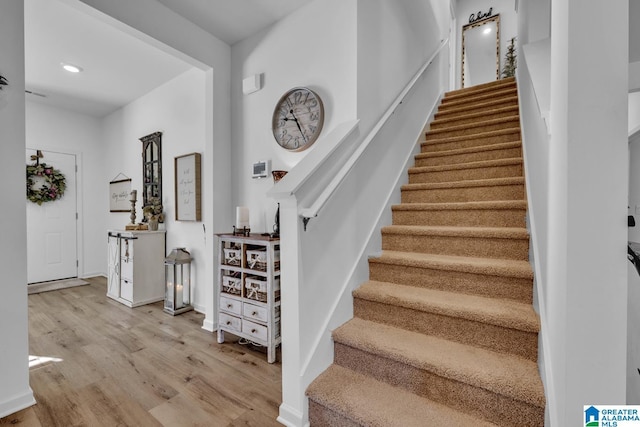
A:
[272, 87, 324, 152]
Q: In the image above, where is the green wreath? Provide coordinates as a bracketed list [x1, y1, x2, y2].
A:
[26, 163, 66, 205]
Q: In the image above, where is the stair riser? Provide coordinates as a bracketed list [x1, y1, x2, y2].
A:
[309, 400, 360, 427]
[381, 232, 529, 260]
[408, 164, 522, 184]
[437, 97, 519, 118]
[401, 184, 525, 203]
[421, 132, 520, 152]
[444, 78, 515, 99]
[392, 208, 526, 228]
[440, 90, 517, 110]
[430, 109, 519, 130]
[334, 343, 544, 427]
[415, 146, 521, 167]
[425, 119, 520, 141]
[368, 260, 533, 303]
[353, 299, 538, 361]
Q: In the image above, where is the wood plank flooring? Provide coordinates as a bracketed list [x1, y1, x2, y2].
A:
[0, 277, 282, 427]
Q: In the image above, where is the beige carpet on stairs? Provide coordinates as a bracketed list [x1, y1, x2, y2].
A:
[306, 77, 546, 427]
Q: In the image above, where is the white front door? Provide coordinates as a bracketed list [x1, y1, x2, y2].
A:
[26, 149, 78, 284]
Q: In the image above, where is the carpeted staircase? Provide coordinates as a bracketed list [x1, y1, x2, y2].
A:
[306, 77, 545, 426]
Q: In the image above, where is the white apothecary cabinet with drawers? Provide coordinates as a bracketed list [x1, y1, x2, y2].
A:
[216, 233, 281, 363]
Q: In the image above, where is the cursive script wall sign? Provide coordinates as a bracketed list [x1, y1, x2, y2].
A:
[109, 178, 131, 212]
[175, 152, 201, 221]
[469, 7, 493, 24]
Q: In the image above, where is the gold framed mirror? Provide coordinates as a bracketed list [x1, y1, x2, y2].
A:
[461, 14, 500, 88]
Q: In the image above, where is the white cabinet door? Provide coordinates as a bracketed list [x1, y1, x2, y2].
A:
[107, 234, 120, 298]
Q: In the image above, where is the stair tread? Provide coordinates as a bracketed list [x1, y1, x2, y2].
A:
[444, 77, 515, 98]
[435, 96, 519, 118]
[441, 88, 517, 108]
[370, 250, 532, 278]
[355, 280, 539, 332]
[392, 200, 527, 211]
[307, 364, 499, 427]
[433, 105, 519, 125]
[426, 115, 520, 136]
[333, 318, 545, 407]
[402, 176, 525, 191]
[415, 141, 521, 159]
[423, 127, 521, 146]
[409, 157, 522, 174]
[382, 224, 529, 239]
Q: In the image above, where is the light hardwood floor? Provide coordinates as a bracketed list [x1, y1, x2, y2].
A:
[0, 277, 282, 427]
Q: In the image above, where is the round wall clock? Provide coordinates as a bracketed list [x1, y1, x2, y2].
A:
[272, 87, 324, 152]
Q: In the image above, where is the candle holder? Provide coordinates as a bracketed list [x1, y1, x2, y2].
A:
[232, 225, 251, 236]
[164, 248, 193, 315]
[129, 192, 137, 225]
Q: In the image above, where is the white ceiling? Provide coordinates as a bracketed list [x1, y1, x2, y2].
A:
[24, 0, 312, 117]
[25, 0, 638, 118]
[155, 0, 314, 46]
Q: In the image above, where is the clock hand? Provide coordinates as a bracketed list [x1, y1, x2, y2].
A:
[289, 109, 308, 143]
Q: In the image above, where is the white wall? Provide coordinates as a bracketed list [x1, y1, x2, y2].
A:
[630, 91, 640, 135]
[241, 1, 449, 425]
[517, 0, 550, 46]
[547, 1, 629, 426]
[455, 0, 517, 88]
[230, 0, 358, 234]
[102, 68, 209, 311]
[0, 0, 36, 418]
[357, 0, 447, 132]
[25, 101, 106, 277]
[76, 0, 232, 333]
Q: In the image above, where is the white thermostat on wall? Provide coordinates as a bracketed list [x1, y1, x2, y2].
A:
[252, 160, 271, 179]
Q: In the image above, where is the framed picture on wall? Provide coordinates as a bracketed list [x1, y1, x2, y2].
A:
[109, 178, 131, 212]
[175, 153, 201, 221]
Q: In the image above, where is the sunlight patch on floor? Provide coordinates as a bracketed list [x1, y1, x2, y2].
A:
[29, 354, 63, 369]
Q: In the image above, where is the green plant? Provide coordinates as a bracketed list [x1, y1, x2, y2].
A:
[502, 37, 517, 78]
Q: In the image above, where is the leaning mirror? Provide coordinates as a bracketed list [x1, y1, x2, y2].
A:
[461, 14, 500, 88]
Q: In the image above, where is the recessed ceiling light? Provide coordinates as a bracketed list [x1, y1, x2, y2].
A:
[61, 63, 83, 73]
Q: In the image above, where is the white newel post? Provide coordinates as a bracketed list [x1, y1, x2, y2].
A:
[275, 196, 309, 427]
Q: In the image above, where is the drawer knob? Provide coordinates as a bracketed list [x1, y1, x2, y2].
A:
[226, 321, 231, 325]
[252, 311, 258, 316]
[251, 329, 257, 334]
[227, 304, 233, 309]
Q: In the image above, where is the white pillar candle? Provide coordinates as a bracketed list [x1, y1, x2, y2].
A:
[176, 284, 183, 308]
[130, 189, 137, 201]
[236, 206, 250, 228]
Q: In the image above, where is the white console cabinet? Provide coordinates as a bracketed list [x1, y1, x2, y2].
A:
[107, 230, 166, 307]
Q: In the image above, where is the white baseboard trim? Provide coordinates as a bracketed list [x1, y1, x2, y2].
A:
[80, 272, 106, 279]
[277, 403, 308, 427]
[0, 389, 36, 419]
[201, 317, 215, 332]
